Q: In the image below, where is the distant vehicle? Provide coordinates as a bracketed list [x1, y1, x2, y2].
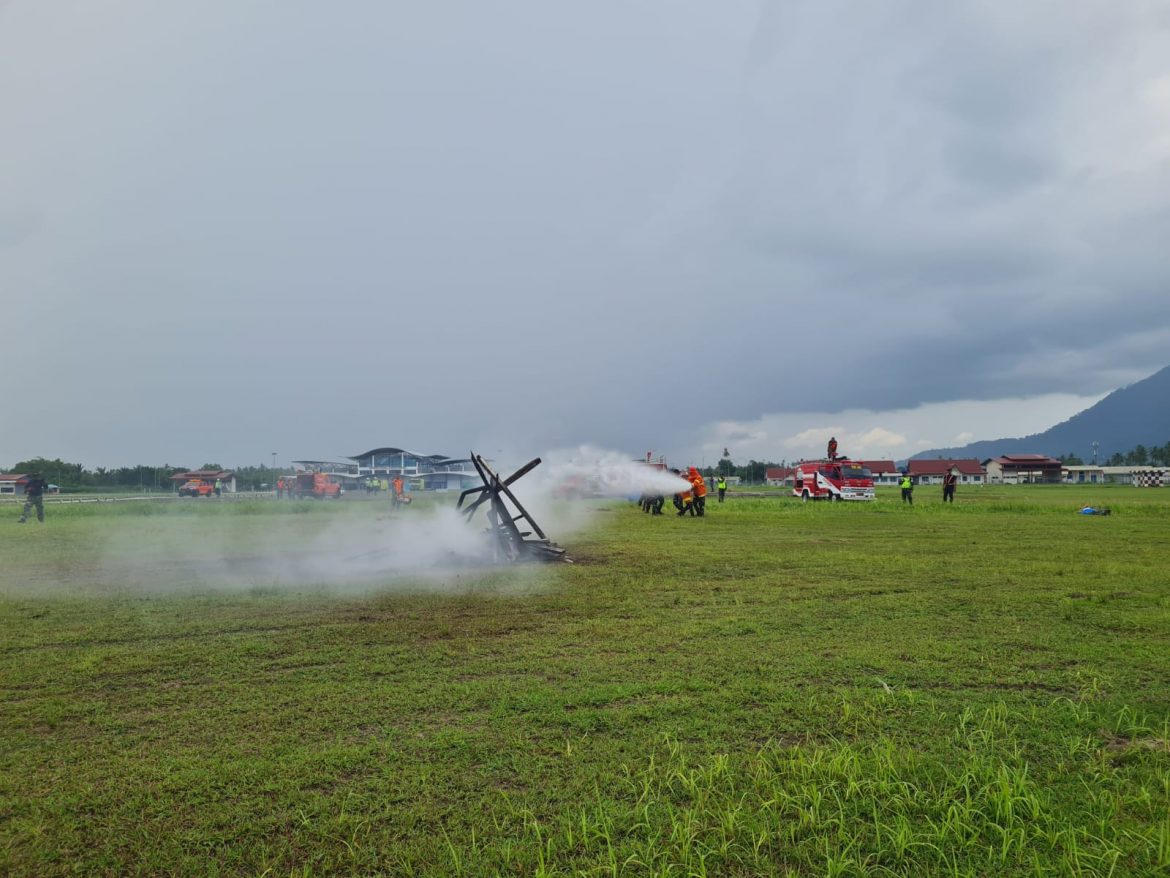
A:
[792, 459, 875, 502]
[178, 479, 214, 497]
[291, 472, 342, 499]
[635, 453, 668, 472]
[47, 484, 60, 494]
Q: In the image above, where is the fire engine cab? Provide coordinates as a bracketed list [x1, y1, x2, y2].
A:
[792, 459, 875, 502]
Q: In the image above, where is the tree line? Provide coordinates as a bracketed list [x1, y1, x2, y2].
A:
[4, 458, 283, 492]
[706, 452, 782, 483]
[1059, 441, 1170, 467]
[8, 441, 1170, 493]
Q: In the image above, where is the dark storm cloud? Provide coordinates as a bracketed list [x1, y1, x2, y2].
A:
[1, 0, 1168, 467]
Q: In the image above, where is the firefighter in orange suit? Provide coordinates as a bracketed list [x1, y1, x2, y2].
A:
[688, 467, 707, 517]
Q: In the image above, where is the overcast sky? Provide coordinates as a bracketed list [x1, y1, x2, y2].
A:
[3, 1, 1169, 469]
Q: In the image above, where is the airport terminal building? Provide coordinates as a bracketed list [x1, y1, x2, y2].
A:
[348, 448, 479, 492]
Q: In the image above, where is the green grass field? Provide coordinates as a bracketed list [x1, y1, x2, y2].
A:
[2, 487, 1168, 876]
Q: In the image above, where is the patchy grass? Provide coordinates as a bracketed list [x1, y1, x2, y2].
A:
[1, 486, 1168, 875]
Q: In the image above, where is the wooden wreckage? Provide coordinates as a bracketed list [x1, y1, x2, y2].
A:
[457, 452, 570, 564]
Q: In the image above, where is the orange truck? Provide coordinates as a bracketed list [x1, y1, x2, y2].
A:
[178, 479, 214, 497]
[291, 472, 342, 499]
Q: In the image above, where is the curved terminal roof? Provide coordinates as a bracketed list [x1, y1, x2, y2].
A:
[349, 447, 409, 459]
[349, 448, 458, 462]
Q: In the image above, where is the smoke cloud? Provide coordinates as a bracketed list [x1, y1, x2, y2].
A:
[535, 445, 693, 497]
[8, 447, 685, 597]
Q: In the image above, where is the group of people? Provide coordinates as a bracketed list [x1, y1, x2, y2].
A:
[365, 475, 409, 506]
[361, 477, 406, 497]
[640, 469, 728, 517]
[899, 470, 958, 505]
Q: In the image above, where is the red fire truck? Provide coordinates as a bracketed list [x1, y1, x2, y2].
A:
[792, 459, 875, 502]
[291, 472, 342, 499]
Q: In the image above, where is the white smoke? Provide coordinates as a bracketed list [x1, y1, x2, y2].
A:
[85, 503, 507, 595]
[479, 445, 695, 541]
[529, 445, 692, 498]
[20, 446, 693, 596]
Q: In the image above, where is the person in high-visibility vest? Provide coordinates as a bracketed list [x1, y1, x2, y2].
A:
[716, 476, 727, 502]
[900, 472, 913, 505]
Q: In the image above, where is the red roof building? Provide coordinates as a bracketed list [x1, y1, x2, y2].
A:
[0, 473, 30, 496]
[858, 460, 900, 484]
[765, 467, 795, 486]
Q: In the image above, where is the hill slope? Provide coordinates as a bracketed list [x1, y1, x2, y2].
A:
[913, 365, 1170, 461]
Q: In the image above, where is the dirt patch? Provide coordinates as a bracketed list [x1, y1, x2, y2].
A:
[1100, 732, 1169, 753]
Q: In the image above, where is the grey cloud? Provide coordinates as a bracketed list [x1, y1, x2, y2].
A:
[1, 0, 1168, 467]
[0, 208, 40, 249]
[942, 138, 1051, 192]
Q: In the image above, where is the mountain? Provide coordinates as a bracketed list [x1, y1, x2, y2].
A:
[913, 365, 1170, 462]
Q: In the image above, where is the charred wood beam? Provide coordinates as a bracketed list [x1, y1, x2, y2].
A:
[459, 450, 568, 564]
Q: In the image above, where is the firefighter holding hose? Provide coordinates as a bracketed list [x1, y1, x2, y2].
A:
[688, 467, 708, 517]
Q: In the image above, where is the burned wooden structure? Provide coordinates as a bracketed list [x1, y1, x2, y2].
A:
[457, 452, 569, 563]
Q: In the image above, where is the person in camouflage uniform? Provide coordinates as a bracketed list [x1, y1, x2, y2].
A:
[18, 472, 47, 523]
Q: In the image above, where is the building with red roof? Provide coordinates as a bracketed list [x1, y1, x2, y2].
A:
[0, 473, 30, 496]
[857, 460, 900, 485]
[765, 467, 795, 487]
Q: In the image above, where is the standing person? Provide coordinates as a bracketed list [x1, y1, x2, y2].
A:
[688, 468, 707, 517]
[943, 469, 957, 503]
[900, 472, 914, 505]
[671, 469, 692, 516]
[827, 436, 838, 460]
[716, 475, 727, 503]
[276, 477, 284, 499]
[17, 472, 47, 523]
[214, 478, 222, 497]
[392, 475, 404, 507]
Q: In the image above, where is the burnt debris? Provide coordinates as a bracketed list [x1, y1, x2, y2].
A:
[457, 452, 570, 564]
